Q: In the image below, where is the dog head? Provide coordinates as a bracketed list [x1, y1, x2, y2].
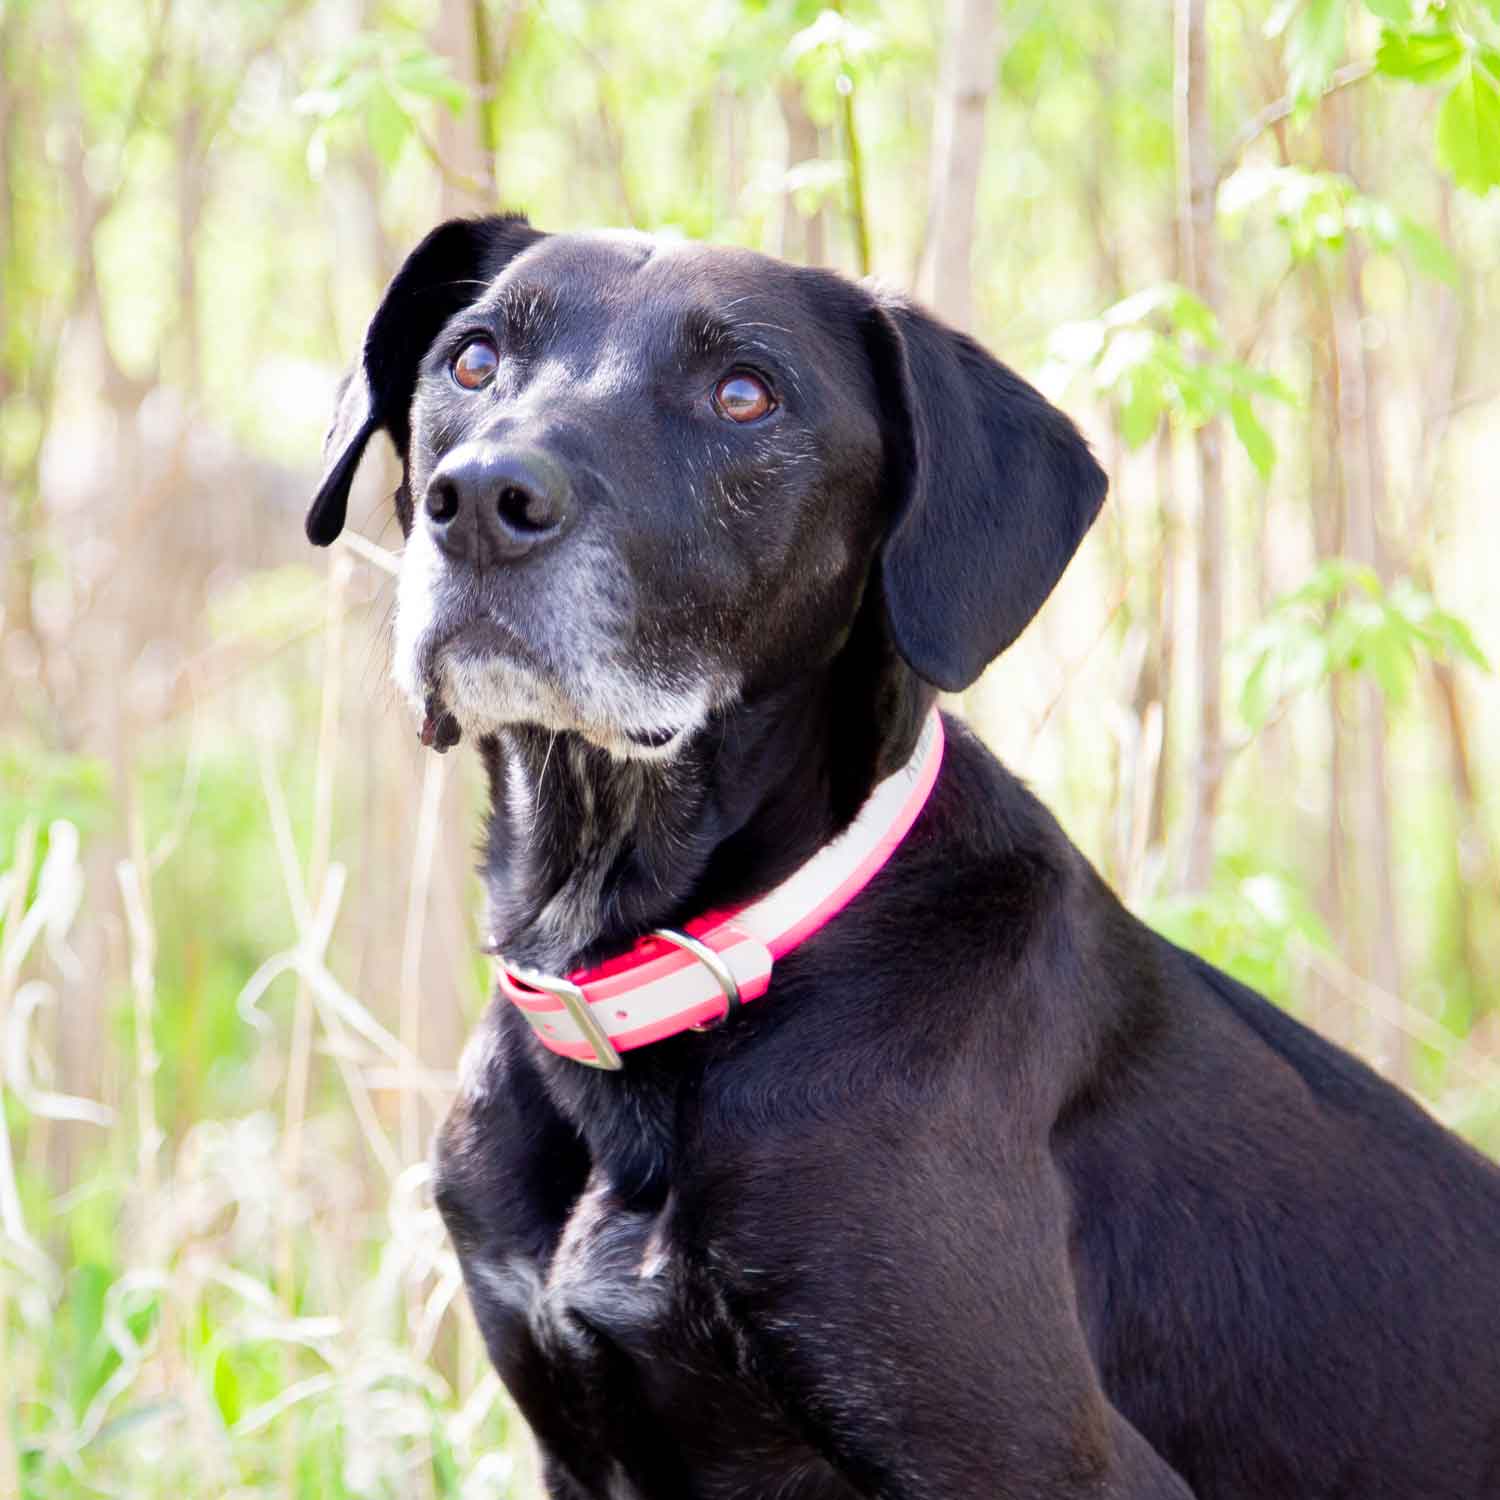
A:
[309, 214, 1106, 757]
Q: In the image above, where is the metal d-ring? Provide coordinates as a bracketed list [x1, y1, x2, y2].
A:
[652, 927, 742, 1030]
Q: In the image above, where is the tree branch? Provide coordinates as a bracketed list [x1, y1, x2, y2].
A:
[409, 113, 496, 201]
[1219, 60, 1375, 183]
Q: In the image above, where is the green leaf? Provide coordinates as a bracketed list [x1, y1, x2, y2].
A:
[1287, 558, 1380, 605]
[1428, 612, 1492, 671]
[1436, 61, 1500, 194]
[1231, 561, 1490, 734]
[1363, 626, 1415, 702]
[1118, 371, 1165, 446]
[785, 10, 880, 65]
[1230, 395, 1276, 477]
[1389, 213, 1457, 282]
[1239, 651, 1277, 730]
[391, 51, 468, 114]
[1050, 284, 1290, 449]
[1363, 0, 1414, 20]
[1224, 163, 1457, 281]
[1227, 362, 1299, 405]
[1164, 286, 1222, 348]
[1285, 0, 1347, 108]
[1375, 27, 1465, 85]
[1147, 864, 1331, 1008]
[1093, 325, 1160, 388]
[364, 79, 410, 167]
[781, 156, 851, 215]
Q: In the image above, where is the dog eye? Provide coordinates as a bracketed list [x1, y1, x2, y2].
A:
[713, 372, 774, 424]
[452, 338, 499, 391]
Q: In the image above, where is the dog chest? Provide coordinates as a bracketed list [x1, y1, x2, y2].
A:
[462, 1166, 857, 1499]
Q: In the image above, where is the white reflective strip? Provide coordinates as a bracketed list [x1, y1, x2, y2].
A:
[734, 712, 939, 949]
[528, 936, 773, 1049]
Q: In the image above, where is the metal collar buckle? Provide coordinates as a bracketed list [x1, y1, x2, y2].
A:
[505, 927, 745, 1071]
[505, 961, 624, 1071]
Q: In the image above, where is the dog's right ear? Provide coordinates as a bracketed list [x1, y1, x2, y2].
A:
[306, 213, 544, 546]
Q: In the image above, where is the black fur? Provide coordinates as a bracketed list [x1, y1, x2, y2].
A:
[315, 215, 1500, 1499]
[864, 300, 1107, 690]
[307, 213, 542, 544]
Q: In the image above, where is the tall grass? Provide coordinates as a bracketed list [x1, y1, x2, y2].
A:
[2, 541, 536, 1498]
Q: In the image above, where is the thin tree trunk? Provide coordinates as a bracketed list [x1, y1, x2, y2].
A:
[174, 100, 206, 392]
[594, 81, 641, 227]
[719, 84, 742, 229]
[1144, 427, 1177, 849]
[1132, 173, 1177, 858]
[432, 0, 495, 214]
[0, 1, 15, 409]
[1328, 98, 1404, 1079]
[1406, 186, 1499, 1011]
[1406, 268, 1498, 1011]
[1305, 276, 1351, 1044]
[1081, 40, 1125, 302]
[1176, 0, 1227, 892]
[777, 83, 826, 265]
[0, 2, 33, 641]
[1431, 661, 1499, 1000]
[915, 0, 1001, 330]
[351, 0, 397, 289]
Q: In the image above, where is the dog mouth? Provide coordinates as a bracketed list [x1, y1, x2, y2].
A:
[416, 614, 533, 753]
[412, 609, 699, 758]
[426, 614, 535, 672]
[623, 725, 679, 749]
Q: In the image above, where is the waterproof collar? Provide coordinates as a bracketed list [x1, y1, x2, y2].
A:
[496, 711, 945, 1069]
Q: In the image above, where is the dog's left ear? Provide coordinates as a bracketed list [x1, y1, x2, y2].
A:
[306, 212, 544, 546]
[863, 294, 1108, 692]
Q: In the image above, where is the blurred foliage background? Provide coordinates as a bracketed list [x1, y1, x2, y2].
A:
[2, 0, 1499, 1493]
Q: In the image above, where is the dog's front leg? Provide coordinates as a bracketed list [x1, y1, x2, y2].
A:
[433, 1013, 611, 1497]
[748, 1313, 1195, 1500]
[712, 1143, 1197, 1499]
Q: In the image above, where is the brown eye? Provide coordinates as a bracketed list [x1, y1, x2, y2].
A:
[713, 372, 774, 423]
[452, 337, 499, 391]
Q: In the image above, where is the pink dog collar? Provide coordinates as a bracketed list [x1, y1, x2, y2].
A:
[496, 711, 945, 1068]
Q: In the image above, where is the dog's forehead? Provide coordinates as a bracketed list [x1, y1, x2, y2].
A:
[491, 231, 818, 339]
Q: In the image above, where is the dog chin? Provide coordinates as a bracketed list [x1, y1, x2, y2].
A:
[395, 636, 710, 763]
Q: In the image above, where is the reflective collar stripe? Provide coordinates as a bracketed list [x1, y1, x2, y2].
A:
[497, 711, 945, 1065]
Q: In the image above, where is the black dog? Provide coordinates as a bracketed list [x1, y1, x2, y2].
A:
[308, 214, 1500, 1498]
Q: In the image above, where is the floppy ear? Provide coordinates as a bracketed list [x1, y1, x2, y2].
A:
[864, 295, 1108, 692]
[306, 213, 544, 546]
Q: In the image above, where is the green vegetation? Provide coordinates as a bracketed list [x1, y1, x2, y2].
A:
[2, 0, 1498, 1494]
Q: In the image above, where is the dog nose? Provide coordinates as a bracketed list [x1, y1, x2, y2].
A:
[423, 444, 574, 564]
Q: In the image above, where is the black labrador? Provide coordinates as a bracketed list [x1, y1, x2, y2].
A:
[307, 214, 1500, 1499]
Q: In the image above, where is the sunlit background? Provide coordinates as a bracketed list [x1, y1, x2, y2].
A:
[3, 0, 1499, 1493]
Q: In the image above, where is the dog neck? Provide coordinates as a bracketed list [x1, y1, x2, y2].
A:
[476, 641, 932, 979]
[479, 726, 717, 975]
